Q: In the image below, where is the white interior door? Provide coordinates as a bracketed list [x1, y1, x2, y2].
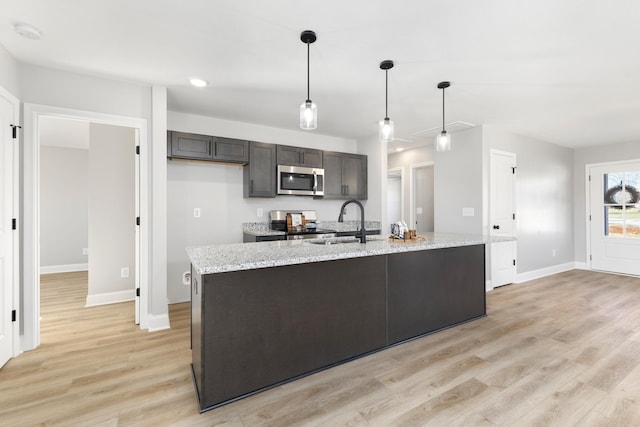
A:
[589, 162, 640, 276]
[490, 150, 517, 287]
[0, 91, 16, 368]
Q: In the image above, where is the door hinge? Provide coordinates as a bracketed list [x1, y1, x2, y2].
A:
[589, 214, 591, 221]
[512, 167, 517, 174]
[588, 175, 591, 182]
[136, 145, 140, 155]
[12, 218, 17, 230]
[136, 217, 140, 226]
[513, 259, 516, 266]
[12, 310, 16, 322]
[10, 124, 21, 139]
[590, 254, 592, 261]
[512, 213, 516, 220]
[136, 288, 140, 297]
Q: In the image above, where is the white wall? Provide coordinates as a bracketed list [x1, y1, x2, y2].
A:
[39, 146, 88, 269]
[167, 111, 367, 303]
[357, 133, 386, 229]
[573, 141, 640, 263]
[0, 44, 20, 98]
[87, 123, 136, 305]
[434, 126, 485, 234]
[388, 145, 434, 226]
[484, 126, 574, 274]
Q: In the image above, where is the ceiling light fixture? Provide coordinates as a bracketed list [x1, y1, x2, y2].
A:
[189, 78, 208, 88]
[379, 60, 395, 143]
[299, 30, 317, 130]
[13, 23, 42, 40]
[436, 81, 451, 152]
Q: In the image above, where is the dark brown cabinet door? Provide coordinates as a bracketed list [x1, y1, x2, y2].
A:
[342, 154, 367, 199]
[387, 245, 486, 345]
[322, 151, 367, 199]
[322, 152, 344, 198]
[168, 131, 213, 160]
[276, 145, 323, 168]
[244, 141, 276, 197]
[213, 137, 249, 163]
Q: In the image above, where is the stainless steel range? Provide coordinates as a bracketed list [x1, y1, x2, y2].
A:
[269, 210, 337, 240]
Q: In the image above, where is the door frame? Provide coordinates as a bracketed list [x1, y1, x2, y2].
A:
[22, 103, 149, 351]
[0, 86, 20, 361]
[585, 159, 640, 272]
[409, 162, 434, 232]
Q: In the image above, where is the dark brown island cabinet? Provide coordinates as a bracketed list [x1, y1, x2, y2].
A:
[190, 244, 485, 412]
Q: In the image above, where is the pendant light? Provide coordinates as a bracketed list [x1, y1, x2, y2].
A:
[300, 30, 317, 130]
[379, 60, 395, 143]
[436, 81, 451, 152]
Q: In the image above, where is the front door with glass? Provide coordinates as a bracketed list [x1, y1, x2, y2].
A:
[589, 162, 640, 276]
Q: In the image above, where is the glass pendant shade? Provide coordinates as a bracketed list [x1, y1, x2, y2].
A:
[379, 118, 394, 143]
[436, 131, 451, 152]
[300, 100, 317, 130]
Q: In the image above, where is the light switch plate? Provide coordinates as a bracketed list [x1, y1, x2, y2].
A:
[121, 267, 129, 278]
[194, 208, 201, 218]
[462, 208, 475, 217]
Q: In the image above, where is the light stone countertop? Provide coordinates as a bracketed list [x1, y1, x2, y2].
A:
[187, 232, 515, 275]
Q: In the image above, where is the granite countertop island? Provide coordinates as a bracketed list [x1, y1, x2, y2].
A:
[187, 232, 510, 274]
[188, 231, 511, 411]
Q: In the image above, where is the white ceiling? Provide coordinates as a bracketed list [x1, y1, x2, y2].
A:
[2, 0, 640, 150]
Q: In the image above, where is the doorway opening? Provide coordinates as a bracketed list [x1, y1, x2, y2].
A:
[38, 117, 139, 319]
[410, 163, 434, 233]
[22, 104, 148, 351]
[387, 168, 404, 225]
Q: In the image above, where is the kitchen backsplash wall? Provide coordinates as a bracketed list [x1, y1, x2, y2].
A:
[166, 111, 376, 303]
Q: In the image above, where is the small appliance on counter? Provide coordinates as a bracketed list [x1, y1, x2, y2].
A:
[270, 210, 337, 240]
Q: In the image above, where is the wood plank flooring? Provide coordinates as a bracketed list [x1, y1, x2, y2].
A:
[1, 269, 640, 426]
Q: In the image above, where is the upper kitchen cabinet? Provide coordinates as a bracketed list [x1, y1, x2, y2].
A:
[323, 151, 368, 200]
[168, 131, 213, 160]
[168, 131, 249, 164]
[244, 141, 276, 198]
[276, 145, 323, 168]
[212, 136, 249, 163]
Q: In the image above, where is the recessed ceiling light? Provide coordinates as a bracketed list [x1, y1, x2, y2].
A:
[396, 148, 404, 152]
[13, 23, 42, 40]
[189, 78, 208, 88]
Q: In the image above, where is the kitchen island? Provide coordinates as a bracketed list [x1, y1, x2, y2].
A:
[187, 233, 494, 412]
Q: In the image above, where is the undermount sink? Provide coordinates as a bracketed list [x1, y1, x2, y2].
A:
[307, 237, 361, 245]
[307, 235, 385, 245]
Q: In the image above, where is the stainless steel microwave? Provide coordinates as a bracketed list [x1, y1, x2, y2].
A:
[277, 165, 324, 196]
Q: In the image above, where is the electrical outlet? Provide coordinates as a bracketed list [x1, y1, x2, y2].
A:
[194, 208, 201, 218]
[552, 249, 556, 257]
[257, 208, 263, 218]
[121, 267, 129, 278]
[82, 248, 89, 255]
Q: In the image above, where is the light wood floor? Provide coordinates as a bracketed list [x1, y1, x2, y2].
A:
[1, 270, 640, 426]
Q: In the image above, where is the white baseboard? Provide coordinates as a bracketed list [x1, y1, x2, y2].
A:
[85, 289, 134, 307]
[40, 263, 88, 274]
[574, 261, 589, 270]
[147, 313, 170, 332]
[485, 280, 494, 292]
[515, 262, 576, 284]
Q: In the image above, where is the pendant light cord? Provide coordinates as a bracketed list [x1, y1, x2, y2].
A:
[442, 86, 445, 131]
[306, 42, 310, 102]
[385, 69, 389, 119]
